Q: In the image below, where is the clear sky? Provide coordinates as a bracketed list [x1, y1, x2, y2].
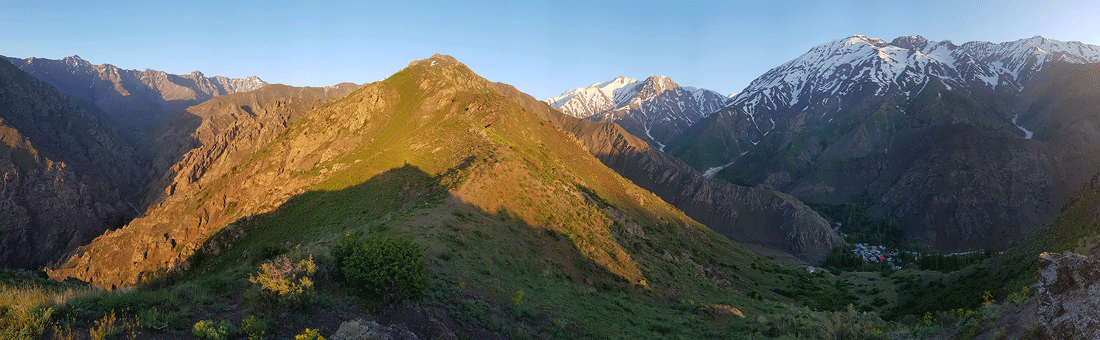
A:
[4, 0, 1100, 99]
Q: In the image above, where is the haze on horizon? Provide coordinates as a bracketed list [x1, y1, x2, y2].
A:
[3, 0, 1099, 99]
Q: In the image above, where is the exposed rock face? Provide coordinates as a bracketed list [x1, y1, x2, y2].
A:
[1038, 252, 1100, 339]
[2, 55, 267, 134]
[46, 82, 359, 287]
[141, 83, 360, 208]
[0, 56, 140, 268]
[330, 320, 420, 340]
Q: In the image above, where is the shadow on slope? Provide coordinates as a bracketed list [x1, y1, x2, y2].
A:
[177, 163, 752, 338]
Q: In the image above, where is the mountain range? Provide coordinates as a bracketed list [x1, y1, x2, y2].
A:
[667, 35, 1100, 252]
[4, 34, 1100, 338]
[1, 55, 268, 136]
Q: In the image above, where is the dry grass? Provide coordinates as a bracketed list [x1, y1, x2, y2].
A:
[1, 282, 98, 340]
[0, 283, 93, 311]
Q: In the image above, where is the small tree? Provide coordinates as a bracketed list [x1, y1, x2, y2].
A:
[332, 234, 427, 303]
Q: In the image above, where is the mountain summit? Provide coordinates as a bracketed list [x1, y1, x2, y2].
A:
[545, 75, 729, 149]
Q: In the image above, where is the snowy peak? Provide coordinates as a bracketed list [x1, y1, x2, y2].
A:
[544, 76, 640, 119]
[546, 75, 730, 147]
[546, 75, 727, 120]
[729, 35, 1100, 120]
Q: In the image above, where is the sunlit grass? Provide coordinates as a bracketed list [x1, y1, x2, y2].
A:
[0, 279, 98, 340]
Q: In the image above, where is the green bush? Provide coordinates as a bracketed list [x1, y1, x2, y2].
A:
[192, 319, 238, 340]
[332, 234, 428, 302]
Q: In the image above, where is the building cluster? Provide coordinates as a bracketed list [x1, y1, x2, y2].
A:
[852, 243, 903, 270]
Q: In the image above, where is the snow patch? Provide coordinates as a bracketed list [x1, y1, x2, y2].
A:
[702, 151, 748, 178]
[1012, 114, 1034, 139]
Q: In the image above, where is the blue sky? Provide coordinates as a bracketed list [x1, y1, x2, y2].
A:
[3, 0, 1099, 99]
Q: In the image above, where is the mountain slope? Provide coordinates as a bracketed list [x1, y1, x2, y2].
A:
[545, 76, 728, 149]
[0, 57, 141, 268]
[551, 110, 841, 262]
[140, 83, 360, 209]
[669, 35, 1100, 252]
[2, 55, 267, 135]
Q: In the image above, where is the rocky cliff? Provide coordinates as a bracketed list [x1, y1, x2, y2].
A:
[1038, 252, 1100, 339]
[141, 83, 360, 208]
[0, 57, 141, 268]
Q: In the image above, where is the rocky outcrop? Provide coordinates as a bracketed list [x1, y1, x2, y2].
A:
[2, 55, 267, 134]
[0, 55, 140, 269]
[1038, 252, 1100, 339]
[330, 320, 420, 340]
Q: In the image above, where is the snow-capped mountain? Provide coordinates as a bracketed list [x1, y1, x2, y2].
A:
[545, 76, 640, 119]
[545, 75, 729, 149]
[730, 35, 1100, 132]
[668, 35, 1100, 254]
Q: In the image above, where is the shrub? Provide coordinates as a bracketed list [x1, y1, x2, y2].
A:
[89, 311, 120, 340]
[512, 290, 525, 306]
[332, 234, 427, 302]
[242, 315, 271, 340]
[139, 307, 172, 332]
[192, 319, 238, 340]
[295, 328, 326, 340]
[249, 254, 317, 310]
